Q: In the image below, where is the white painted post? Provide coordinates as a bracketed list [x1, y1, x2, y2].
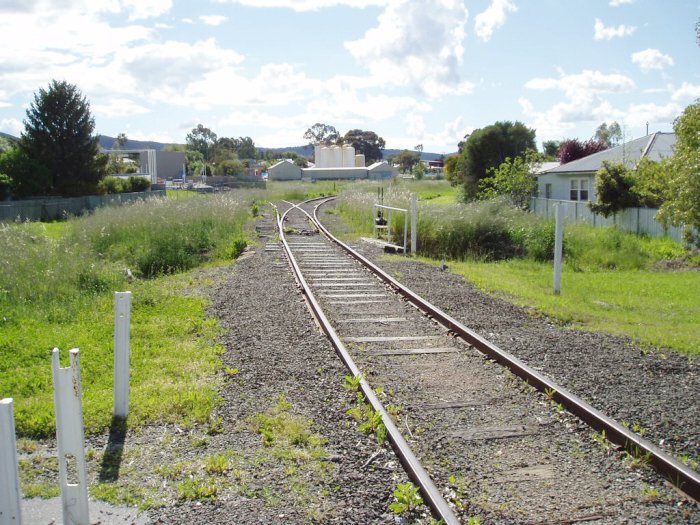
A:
[52, 349, 89, 525]
[553, 204, 564, 295]
[410, 193, 417, 254]
[113, 292, 132, 419]
[0, 398, 22, 525]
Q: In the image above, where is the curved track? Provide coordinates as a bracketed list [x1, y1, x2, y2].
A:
[276, 198, 698, 523]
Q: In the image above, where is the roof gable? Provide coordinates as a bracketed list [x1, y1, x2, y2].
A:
[543, 132, 676, 175]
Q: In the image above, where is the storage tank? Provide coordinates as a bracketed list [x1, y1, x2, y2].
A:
[355, 154, 366, 168]
[331, 145, 342, 168]
[342, 145, 355, 167]
[314, 145, 322, 167]
[320, 146, 330, 168]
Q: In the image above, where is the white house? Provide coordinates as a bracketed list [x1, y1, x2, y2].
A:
[537, 132, 676, 203]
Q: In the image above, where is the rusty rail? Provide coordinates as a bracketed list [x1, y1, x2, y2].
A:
[311, 197, 700, 503]
[277, 200, 461, 525]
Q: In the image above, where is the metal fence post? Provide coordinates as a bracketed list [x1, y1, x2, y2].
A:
[553, 204, 564, 295]
[0, 398, 22, 525]
[52, 349, 89, 525]
[114, 292, 132, 419]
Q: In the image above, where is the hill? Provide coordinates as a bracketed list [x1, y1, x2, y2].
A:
[2, 133, 451, 160]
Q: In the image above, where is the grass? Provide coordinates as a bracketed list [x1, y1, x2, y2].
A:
[0, 192, 255, 437]
[330, 182, 697, 354]
[423, 256, 700, 355]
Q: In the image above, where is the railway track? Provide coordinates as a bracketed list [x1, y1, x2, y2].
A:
[274, 198, 698, 523]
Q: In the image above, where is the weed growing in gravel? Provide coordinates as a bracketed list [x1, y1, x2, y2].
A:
[342, 373, 363, 392]
[641, 483, 661, 501]
[205, 453, 230, 475]
[176, 477, 218, 501]
[389, 481, 424, 515]
[345, 392, 388, 444]
[591, 430, 612, 453]
[90, 482, 159, 510]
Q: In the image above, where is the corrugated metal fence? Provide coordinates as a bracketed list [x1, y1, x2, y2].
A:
[530, 197, 691, 242]
[0, 190, 166, 222]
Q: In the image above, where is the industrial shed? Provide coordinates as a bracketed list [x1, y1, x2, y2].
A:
[268, 159, 302, 180]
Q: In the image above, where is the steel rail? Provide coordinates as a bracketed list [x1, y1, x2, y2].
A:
[276, 200, 461, 525]
[311, 196, 700, 503]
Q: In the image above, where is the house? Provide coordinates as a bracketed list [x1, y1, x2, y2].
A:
[537, 132, 676, 203]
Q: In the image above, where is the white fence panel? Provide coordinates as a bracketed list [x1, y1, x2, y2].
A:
[0, 398, 22, 525]
[52, 349, 90, 525]
[530, 198, 689, 242]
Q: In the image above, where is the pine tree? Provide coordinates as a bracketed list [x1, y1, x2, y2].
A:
[21, 80, 105, 196]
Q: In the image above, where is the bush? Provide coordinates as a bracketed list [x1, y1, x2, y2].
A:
[98, 176, 126, 194]
[128, 176, 150, 192]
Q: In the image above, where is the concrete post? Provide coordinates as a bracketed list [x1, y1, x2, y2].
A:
[52, 349, 89, 525]
[0, 398, 22, 525]
[410, 193, 417, 254]
[113, 292, 131, 419]
[553, 204, 564, 295]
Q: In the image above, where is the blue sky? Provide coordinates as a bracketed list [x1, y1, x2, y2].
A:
[0, 0, 698, 154]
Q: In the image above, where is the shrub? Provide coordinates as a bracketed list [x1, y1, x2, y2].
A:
[98, 176, 126, 195]
[128, 176, 150, 192]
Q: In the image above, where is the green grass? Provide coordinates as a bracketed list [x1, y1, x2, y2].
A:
[0, 192, 255, 437]
[430, 257, 700, 355]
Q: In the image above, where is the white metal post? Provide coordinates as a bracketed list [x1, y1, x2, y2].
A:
[0, 398, 22, 525]
[410, 193, 417, 254]
[114, 292, 131, 419]
[52, 349, 89, 525]
[553, 204, 564, 295]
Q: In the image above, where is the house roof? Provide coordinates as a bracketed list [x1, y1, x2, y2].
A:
[542, 132, 676, 174]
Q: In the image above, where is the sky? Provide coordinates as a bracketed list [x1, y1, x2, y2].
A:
[0, 0, 698, 154]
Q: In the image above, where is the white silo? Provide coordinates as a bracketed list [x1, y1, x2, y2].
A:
[342, 145, 355, 167]
[331, 145, 342, 168]
[355, 154, 366, 167]
[314, 145, 322, 167]
[320, 146, 330, 168]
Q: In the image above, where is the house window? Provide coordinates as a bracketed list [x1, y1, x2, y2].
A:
[570, 179, 589, 201]
[545, 183, 552, 199]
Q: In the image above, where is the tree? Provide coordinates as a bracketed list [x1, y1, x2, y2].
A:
[454, 121, 536, 199]
[477, 149, 541, 210]
[557, 138, 608, 164]
[412, 160, 426, 180]
[595, 121, 623, 146]
[414, 144, 423, 154]
[391, 149, 421, 173]
[342, 129, 386, 164]
[303, 123, 339, 146]
[20, 80, 105, 196]
[632, 157, 669, 208]
[186, 124, 217, 161]
[657, 101, 700, 245]
[0, 146, 52, 197]
[589, 161, 639, 218]
[112, 133, 128, 149]
[542, 140, 561, 159]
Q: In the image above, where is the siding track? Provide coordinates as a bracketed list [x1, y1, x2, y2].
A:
[277, 198, 698, 523]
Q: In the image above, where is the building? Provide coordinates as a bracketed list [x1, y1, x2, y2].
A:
[267, 152, 398, 181]
[537, 133, 676, 203]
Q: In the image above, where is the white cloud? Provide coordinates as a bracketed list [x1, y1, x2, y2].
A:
[609, 0, 633, 6]
[594, 18, 636, 40]
[625, 102, 681, 127]
[631, 48, 674, 73]
[0, 118, 23, 137]
[213, 0, 387, 11]
[200, 15, 228, 26]
[671, 82, 700, 102]
[525, 70, 635, 98]
[121, 0, 172, 20]
[474, 0, 517, 42]
[345, 0, 472, 98]
[92, 98, 151, 118]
